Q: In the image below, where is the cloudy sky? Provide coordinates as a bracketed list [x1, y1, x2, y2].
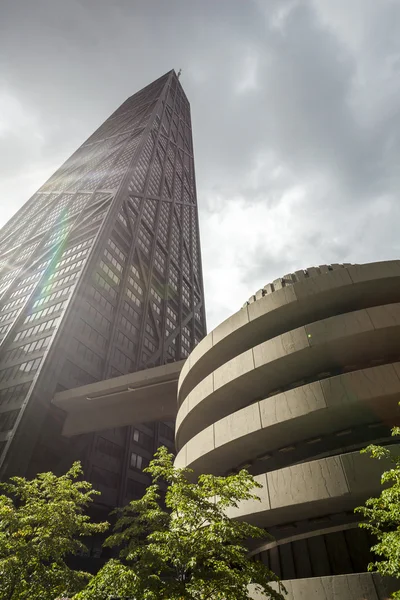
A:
[1, 0, 399, 331]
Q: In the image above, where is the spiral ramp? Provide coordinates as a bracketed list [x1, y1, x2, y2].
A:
[175, 261, 400, 599]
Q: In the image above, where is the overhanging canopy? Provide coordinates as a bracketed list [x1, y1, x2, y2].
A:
[52, 360, 184, 436]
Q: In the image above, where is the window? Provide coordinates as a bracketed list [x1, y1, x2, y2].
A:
[0, 409, 19, 432]
[32, 285, 73, 309]
[94, 273, 118, 300]
[84, 302, 111, 333]
[9, 283, 35, 299]
[0, 357, 42, 385]
[13, 317, 60, 342]
[96, 436, 123, 459]
[62, 360, 96, 387]
[23, 301, 67, 324]
[116, 330, 135, 354]
[91, 465, 118, 489]
[113, 347, 133, 372]
[104, 249, 123, 273]
[117, 212, 128, 228]
[145, 323, 155, 337]
[159, 422, 174, 442]
[87, 287, 114, 313]
[126, 288, 141, 307]
[130, 452, 148, 470]
[152, 302, 161, 315]
[127, 277, 143, 295]
[130, 264, 140, 279]
[132, 428, 153, 451]
[99, 261, 120, 285]
[48, 259, 84, 280]
[120, 315, 139, 338]
[0, 308, 21, 323]
[72, 340, 103, 372]
[61, 238, 93, 258]
[108, 239, 126, 262]
[79, 320, 107, 349]
[55, 250, 88, 269]
[0, 382, 30, 408]
[4, 335, 51, 364]
[41, 272, 79, 295]
[123, 301, 140, 322]
[150, 287, 162, 303]
[144, 337, 156, 353]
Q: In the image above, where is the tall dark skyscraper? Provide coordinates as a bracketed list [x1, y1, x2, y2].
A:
[0, 70, 207, 508]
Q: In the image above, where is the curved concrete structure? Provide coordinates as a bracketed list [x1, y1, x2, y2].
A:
[176, 261, 400, 594]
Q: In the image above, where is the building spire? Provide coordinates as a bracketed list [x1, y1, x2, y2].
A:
[177, 68, 182, 79]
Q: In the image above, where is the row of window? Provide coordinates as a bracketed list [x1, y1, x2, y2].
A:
[127, 276, 143, 295]
[154, 248, 166, 274]
[23, 300, 67, 324]
[0, 268, 21, 283]
[87, 286, 114, 314]
[0, 357, 42, 385]
[123, 300, 140, 323]
[94, 272, 117, 300]
[0, 408, 19, 433]
[48, 258, 84, 281]
[145, 323, 155, 337]
[13, 317, 60, 342]
[120, 314, 139, 338]
[61, 237, 93, 258]
[71, 339, 103, 372]
[4, 335, 51, 364]
[104, 249, 123, 273]
[99, 261, 120, 286]
[151, 287, 162, 303]
[79, 319, 108, 350]
[96, 436, 123, 460]
[62, 360, 96, 388]
[84, 302, 111, 333]
[126, 287, 141, 307]
[16, 265, 47, 289]
[116, 330, 135, 354]
[0, 307, 20, 324]
[159, 421, 174, 442]
[1, 296, 27, 312]
[130, 451, 149, 471]
[32, 285, 73, 309]
[132, 428, 153, 451]
[41, 272, 79, 295]
[113, 347, 133, 373]
[108, 239, 126, 262]
[9, 283, 35, 299]
[0, 382, 30, 408]
[130, 263, 140, 280]
[55, 248, 88, 269]
[143, 337, 156, 353]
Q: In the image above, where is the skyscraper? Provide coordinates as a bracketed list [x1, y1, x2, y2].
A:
[0, 70, 207, 508]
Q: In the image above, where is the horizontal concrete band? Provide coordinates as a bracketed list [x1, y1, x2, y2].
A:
[176, 302, 400, 449]
[175, 362, 400, 475]
[178, 260, 400, 405]
[225, 447, 396, 529]
[53, 360, 184, 436]
[250, 573, 397, 600]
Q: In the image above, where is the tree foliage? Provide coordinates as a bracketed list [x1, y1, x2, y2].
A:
[76, 446, 284, 600]
[0, 461, 108, 600]
[355, 427, 400, 599]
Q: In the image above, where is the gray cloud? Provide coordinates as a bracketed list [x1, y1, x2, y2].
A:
[0, 0, 399, 330]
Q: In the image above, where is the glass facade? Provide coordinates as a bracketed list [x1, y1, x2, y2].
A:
[0, 70, 207, 509]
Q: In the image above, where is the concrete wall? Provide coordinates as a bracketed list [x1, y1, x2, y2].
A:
[176, 261, 400, 596]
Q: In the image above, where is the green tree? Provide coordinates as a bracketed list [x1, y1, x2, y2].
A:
[76, 446, 284, 600]
[0, 461, 108, 600]
[355, 427, 400, 598]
